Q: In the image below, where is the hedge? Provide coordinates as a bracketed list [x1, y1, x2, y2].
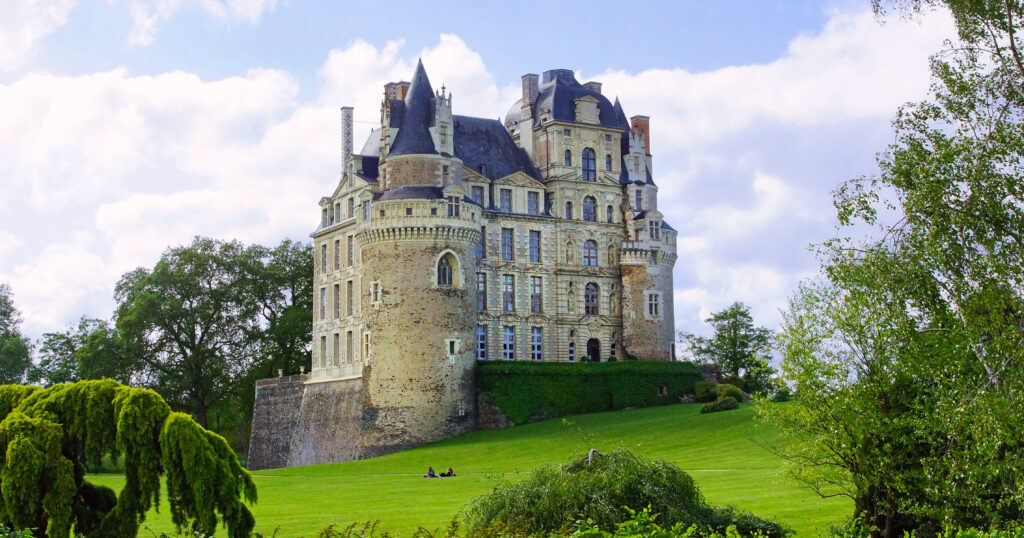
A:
[476, 360, 704, 425]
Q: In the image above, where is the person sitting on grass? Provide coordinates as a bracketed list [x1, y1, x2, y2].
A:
[440, 467, 455, 477]
[424, 466, 437, 478]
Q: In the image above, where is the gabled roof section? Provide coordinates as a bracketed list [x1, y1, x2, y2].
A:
[389, 59, 437, 156]
[533, 69, 619, 128]
[453, 115, 542, 181]
[358, 129, 380, 157]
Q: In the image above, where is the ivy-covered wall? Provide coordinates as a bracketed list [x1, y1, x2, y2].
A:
[476, 361, 704, 425]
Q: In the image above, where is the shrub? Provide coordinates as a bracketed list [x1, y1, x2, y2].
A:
[464, 449, 788, 537]
[694, 381, 719, 403]
[701, 397, 740, 414]
[716, 384, 745, 403]
[719, 375, 749, 393]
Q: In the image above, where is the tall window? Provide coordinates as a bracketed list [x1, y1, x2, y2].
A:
[530, 327, 543, 361]
[333, 333, 340, 366]
[605, 154, 612, 170]
[372, 281, 380, 303]
[529, 231, 541, 262]
[501, 228, 514, 260]
[568, 341, 576, 361]
[606, 205, 613, 223]
[477, 273, 487, 310]
[320, 335, 327, 368]
[583, 196, 596, 222]
[364, 332, 371, 360]
[471, 185, 484, 206]
[437, 255, 454, 286]
[564, 149, 572, 166]
[478, 226, 486, 258]
[347, 236, 354, 266]
[442, 163, 450, 183]
[583, 240, 598, 266]
[527, 191, 539, 215]
[585, 283, 599, 315]
[334, 239, 340, 270]
[447, 196, 461, 217]
[502, 275, 515, 311]
[363, 201, 370, 221]
[319, 287, 326, 320]
[347, 198, 354, 218]
[647, 292, 661, 317]
[346, 331, 353, 364]
[502, 327, 515, 360]
[346, 280, 353, 316]
[499, 188, 512, 212]
[635, 190, 643, 210]
[333, 284, 340, 319]
[320, 245, 327, 273]
[530, 276, 542, 313]
[649, 221, 661, 240]
[565, 201, 573, 219]
[476, 325, 488, 360]
[610, 342, 617, 360]
[582, 148, 596, 181]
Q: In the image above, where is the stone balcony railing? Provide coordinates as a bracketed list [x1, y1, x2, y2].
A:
[307, 361, 363, 383]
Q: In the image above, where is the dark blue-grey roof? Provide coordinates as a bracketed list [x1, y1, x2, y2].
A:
[389, 60, 437, 156]
[661, 221, 675, 231]
[359, 129, 380, 156]
[375, 186, 444, 201]
[357, 155, 379, 181]
[533, 69, 620, 128]
[453, 115, 542, 181]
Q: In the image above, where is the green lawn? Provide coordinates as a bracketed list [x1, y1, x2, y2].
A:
[91, 403, 849, 537]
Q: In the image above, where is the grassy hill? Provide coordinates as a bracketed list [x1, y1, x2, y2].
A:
[90, 403, 849, 536]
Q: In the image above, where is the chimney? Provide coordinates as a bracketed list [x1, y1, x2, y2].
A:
[630, 115, 651, 155]
[521, 74, 539, 112]
[340, 106, 354, 174]
[395, 81, 411, 101]
[583, 81, 602, 94]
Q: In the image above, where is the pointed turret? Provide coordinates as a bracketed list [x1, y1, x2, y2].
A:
[390, 59, 438, 156]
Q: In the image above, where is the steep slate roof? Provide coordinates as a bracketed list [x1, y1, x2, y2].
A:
[453, 116, 542, 181]
[375, 186, 444, 201]
[359, 129, 381, 156]
[534, 69, 619, 128]
[389, 60, 437, 156]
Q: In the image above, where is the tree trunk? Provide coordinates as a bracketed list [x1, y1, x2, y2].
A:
[195, 400, 208, 429]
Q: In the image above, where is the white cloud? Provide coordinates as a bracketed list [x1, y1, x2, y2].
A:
[127, 0, 278, 47]
[0, 0, 77, 71]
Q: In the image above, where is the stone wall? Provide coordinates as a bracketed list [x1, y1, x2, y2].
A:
[247, 375, 305, 470]
[287, 377, 363, 467]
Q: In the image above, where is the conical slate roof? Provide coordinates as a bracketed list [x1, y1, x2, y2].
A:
[389, 59, 438, 156]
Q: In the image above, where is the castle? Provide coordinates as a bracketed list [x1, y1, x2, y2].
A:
[247, 62, 677, 470]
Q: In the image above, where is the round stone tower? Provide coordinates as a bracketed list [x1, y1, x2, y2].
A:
[356, 60, 479, 457]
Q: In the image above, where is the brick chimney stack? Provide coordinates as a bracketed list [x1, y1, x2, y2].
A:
[630, 115, 651, 155]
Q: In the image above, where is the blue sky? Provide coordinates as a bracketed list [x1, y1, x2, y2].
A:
[0, 0, 956, 341]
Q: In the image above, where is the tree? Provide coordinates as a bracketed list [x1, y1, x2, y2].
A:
[114, 237, 256, 428]
[0, 284, 31, 385]
[677, 302, 773, 388]
[0, 379, 256, 538]
[29, 317, 130, 386]
[759, 4, 1024, 534]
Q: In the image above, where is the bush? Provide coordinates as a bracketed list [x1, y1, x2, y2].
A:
[701, 397, 739, 414]
[719, 375, 749, 393]
[716, 384, 745, 403]
[694, 381, 719, 403]
[465, 449, 788, 537]
[477, 361, 704, 424]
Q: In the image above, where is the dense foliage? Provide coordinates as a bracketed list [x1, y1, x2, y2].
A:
[759, 3, 1024, 536]
[0, 380, 255, 538]
[476, 361, 703, 424]
[700, 397, 739, 415]
[0, 285, 31, 385]
[464, 449, 788, 537]
[677, 302, 775, 394]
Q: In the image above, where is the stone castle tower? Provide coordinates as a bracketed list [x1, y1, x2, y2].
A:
[247, 62, 677, 469]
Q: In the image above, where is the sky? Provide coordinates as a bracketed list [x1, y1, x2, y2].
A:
[0, 0, 957, 341]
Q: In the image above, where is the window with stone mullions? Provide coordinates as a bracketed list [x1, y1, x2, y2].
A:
[472, 186, 484, 206]
[447, 196, 460, 217]
[501, 228, 514, 261]
[477, 273, 487, 310]
[502, 275, 515, 311]
[527, 191, 540, 215]
[529, 231, 541, 263]
[347, 236, 353, 266]
[503, 326, 515, 360]
[582, 148, 596, 181]
[647, 293, 660, 317]
[476, 325, 488, 360]
[585, 283, 599, 315]
[583, 196, 596, 222]
[583, 240, 598, 266]
[530, 327, 543, 361]
[530, 276, 542, 313]
[334, 239, 340, 270]
[499, 189, 512, 212]
[478, 226, 486, 258]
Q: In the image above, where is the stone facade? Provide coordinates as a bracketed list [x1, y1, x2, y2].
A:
[248, 62, 678, 469]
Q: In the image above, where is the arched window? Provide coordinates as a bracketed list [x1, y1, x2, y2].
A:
[564, 149, 572, 166]
[583, 240, 598, 266]
[583, 196, 596, 222]
[585, 283, 599, 315]
[437, 255, 453, 287]
[582, 148, 596, 181]
[605, 154, 612, 171]
[565, 201, 573, 219]
[606, 205, 613, 223]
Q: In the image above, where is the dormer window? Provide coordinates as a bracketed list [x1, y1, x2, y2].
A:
[442, 165, 450, 184]
[649, 220, 661, 240]
[447, 196, 461, 217]
[348, 198, 354, 218]
[635, 190, 643, 210]
[499, 188, 512, 212]
[564, 149, 572, 167]
[582, 148, 596, 181]
[563, 128, 571, 136]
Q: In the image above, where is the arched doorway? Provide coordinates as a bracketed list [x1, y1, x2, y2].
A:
[586, 338, 601, 362]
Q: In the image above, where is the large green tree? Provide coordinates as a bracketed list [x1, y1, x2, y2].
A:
[0, 284, 31, 385]
[759, 3, 1024, 535]
[678, 302, 773, 385]
[28, 317, 130, 386]
[0, 379, 255, 538]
